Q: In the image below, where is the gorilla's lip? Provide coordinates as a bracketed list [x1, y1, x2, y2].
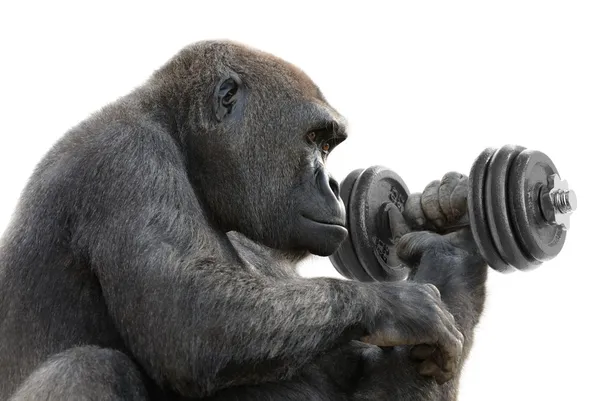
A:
[301, 215, 346, 228]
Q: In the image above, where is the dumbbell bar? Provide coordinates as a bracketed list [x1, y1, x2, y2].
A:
[329, 145, 577, 282]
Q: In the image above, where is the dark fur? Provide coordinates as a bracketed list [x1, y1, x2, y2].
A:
[0, 41, 487, 400]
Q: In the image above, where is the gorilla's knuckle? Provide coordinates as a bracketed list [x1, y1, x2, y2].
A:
[452, 339, 464, 357]
[441, 171, 464, 184]
[421, 190, 440, 209]
[421, 185, 446, 227]
[447, 312, 456, 324]
[456, 331, 465, 346]
[403, 193, 426, 227]
[423, 283, 441, 299]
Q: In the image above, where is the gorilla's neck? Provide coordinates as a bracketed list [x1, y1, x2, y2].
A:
[132, 77, 194, 147]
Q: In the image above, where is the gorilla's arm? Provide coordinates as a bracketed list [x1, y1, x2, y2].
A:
[72, 131, 371, 397]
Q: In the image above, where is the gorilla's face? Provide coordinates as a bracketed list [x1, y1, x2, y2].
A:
[183, 42, 348, 256]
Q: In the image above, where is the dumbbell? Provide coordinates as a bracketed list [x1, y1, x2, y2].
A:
[329, 145, 577, 282]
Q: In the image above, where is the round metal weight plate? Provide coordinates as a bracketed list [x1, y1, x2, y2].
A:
[508, 149, 566, 264]
[484, 145, 537, 271]
[329, 169, 374, 281]
[468, 148, 512, 272]
[348, 166, 410, 282]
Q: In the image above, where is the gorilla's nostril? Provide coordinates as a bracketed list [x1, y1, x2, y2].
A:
[329, 177, 340, 198]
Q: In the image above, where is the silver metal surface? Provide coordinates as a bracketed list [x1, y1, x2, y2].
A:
[547, 175, 577, 229]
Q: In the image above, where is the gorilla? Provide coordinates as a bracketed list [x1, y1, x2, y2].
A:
[0, 40, 487, 400]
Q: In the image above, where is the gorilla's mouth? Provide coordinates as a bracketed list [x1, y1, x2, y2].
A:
[301, 215, 346, 228]
[299, 215, 348, 256]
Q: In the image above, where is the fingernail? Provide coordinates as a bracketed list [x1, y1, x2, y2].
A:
[419, 361, 438, 376]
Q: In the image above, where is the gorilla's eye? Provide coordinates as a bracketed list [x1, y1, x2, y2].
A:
[307, 130, 335, 155]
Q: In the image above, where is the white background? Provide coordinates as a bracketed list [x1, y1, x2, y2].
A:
[0, 1, 598, 400]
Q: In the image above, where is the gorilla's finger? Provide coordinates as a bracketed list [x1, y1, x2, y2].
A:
[421, 181, 446, 229]
[395, 231, 442, 265]
[359, 343, 385, 371]
[423, 283, 441, 299]
[439, 305, 457, 327]
[360, 325, 404, 347]
[388, 206, 410, 241]
[410, 344, 436, 361]
[402, 193, 427, 228]
[433, 305, 463, 374]
[448, 323, 464, 351]
[438, 173, 462, 220]
[439, 330, 463, 375]
[418, 360, 440, 377]
[443, 228, 480, 254]
[439, 172, 467, 223]
[417, 350, 456, 384]
[449, 176, 468, 221]
[435, 370, 454, 385]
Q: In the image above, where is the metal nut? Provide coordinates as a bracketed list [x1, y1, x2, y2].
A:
[541, 175, 577, 229]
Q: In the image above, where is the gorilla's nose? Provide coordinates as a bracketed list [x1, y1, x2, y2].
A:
[316, 169, 341, 201]
[309, 168, 346, 226]
[328, 176, 340, 199]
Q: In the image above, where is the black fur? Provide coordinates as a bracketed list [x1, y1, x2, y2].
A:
[0, 40, 487, 400]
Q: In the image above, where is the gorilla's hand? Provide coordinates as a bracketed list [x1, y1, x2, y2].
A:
[389, 172, 479, 256]
[352, 174, 488, 387]
[360, 280, 464, 384]
[400, 172, 469, 232]
[390, 229, 480, 384]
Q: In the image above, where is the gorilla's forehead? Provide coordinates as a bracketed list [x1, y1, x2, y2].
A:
[186, 40, 323, 99]
[159, 40, 348, 138]
[236, 47, 322, 99]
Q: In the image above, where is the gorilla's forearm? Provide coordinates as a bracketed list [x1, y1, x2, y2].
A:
[94, 254, 370, 396]
[197, 275, 371, 391]
[89, 240, 372, 395]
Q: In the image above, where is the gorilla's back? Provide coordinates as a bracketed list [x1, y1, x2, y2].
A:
[0, 128, 125, 398]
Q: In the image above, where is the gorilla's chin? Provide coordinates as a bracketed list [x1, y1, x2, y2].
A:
[296, 216, 348, 257]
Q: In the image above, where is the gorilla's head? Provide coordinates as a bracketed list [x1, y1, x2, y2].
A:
[152, 41, 348, 257]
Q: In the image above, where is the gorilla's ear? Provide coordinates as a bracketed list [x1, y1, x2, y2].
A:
[214, 75, 244, 122]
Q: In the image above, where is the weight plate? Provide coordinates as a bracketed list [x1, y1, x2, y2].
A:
[485, 145, 537, 271]
[508, 149, 566, 264]
[468, 148, 512, 272]
[329, 168, 374, 281]
[329, 247, 351, 280]
[348, 166, 410, 282]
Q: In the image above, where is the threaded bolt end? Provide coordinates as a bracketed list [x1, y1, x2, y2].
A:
[551, 189, 577, 214]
